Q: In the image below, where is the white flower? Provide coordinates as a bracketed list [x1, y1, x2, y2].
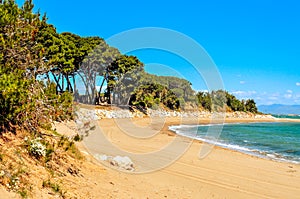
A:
[29, 138, 46, 157]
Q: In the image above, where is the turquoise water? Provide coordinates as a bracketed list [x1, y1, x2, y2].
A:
[272, 114, 300, 119]
[170, 122, 300, 164]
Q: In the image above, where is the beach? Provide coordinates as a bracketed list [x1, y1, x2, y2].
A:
[65, 116, 300, 199]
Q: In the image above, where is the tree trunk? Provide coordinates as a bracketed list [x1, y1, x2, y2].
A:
[107, 86, 111, 104]
[61, 73, 64, 92]
[113, 92, 116, 104]
[73, 73, 76, 95]
[46, 72, 50, 84]
[66, 73, 73, 92]
[78, 72, 89, 103]
[66, 73, 69, 91]
[52, 72, 62, 94]
[98, 74, 107, 103]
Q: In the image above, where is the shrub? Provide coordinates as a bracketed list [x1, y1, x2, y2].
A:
[28, 138, 46, 158]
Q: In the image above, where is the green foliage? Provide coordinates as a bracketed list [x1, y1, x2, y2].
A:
[0, 0, 74, 133]
[211, 90, 227, 112]
[0, 68, 32, 132]
[57, 136, 82, 159]
[73, 134, 82, 142]
[244, 99, 258, 113]
[139, 72, 196, 105]
[0, 0, 260, 138]
[27, 138, 46, 159]
[42, 179, 64, 197]
[196, 90, 258, 113]
[130, 83, 180, 110]
[77, 38, 120, 104]
[196, 92, 212, 111]
[226, 92, 245, 111]
[18, 189, 28, 198]
[102, 55, 144, 104]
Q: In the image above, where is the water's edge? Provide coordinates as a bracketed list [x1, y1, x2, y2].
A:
[169, 122, 300, 165]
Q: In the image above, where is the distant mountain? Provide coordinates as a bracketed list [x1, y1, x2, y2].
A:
[258, 104, 300, 115]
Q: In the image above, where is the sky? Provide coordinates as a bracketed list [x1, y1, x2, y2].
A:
[17, 0, 300, 105]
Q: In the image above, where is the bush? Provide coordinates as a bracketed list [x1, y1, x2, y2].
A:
[0, 71, 74, 133]
[0, 68, 33, 133]
[28, 138, 46, 158]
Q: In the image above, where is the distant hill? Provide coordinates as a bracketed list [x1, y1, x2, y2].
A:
[258, 104, 300, 115]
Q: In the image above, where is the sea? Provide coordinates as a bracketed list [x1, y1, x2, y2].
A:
[272, 114, 300, 119]
[169, 121, 300, 164]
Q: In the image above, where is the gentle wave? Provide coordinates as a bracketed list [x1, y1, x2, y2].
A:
[173, 128, 253, 152]
[169, 122, 300, 164]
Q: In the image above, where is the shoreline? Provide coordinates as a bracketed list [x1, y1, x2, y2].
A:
[55, 114, 300, 198]
[75, 110, 300, 166]
[165, 117, 300, 165]
[87, 116, 300, 198]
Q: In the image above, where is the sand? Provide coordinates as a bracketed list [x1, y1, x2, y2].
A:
[2, 116, 299, 198]
[76, 116, 300, 199]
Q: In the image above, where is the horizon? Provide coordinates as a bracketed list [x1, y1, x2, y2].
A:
[16, 0, 300, 105]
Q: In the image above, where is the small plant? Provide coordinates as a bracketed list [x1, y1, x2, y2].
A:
[18, 189, 28, 198]
[42, 179, 64, 196]
[28, 138, 46, 158]
[10, 177, 20, 190]
[45, 147, 54, 163]
[73, 134, 82, 142]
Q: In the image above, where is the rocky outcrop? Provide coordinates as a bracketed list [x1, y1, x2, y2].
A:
[75, 107, 274, 120]
[95, 154, 135, 171]
[225, 111, 274, 119]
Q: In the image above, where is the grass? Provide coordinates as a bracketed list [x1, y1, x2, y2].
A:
[0, 129, 83, 198]
[58, 136, 83, 160]
[18, 189, 28, 198]
[42, 179, 65, 197]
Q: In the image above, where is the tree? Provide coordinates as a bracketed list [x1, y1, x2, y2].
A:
[225, 92, 245, 111]
[137, 72, 196, 107]
[0, 0, 44, 76]
[210, 90, 227, 112]
[105, 55, 144, 104]
[78, 39, 120, 104]
[0, 0, 73, 133]
[245, 99, 258, 113]
[129, 83, 180, 110]
[196, 91, 212, 111]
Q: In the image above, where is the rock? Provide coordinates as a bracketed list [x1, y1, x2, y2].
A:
[111, 156, 135, 171]
[95, 154, 135, 171]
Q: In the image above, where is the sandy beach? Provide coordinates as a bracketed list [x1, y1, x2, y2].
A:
[71, 116, 300, 199]
[1, 116, 299, 198]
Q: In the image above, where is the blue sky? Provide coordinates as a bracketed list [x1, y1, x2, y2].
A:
[17, 0, 300, 105]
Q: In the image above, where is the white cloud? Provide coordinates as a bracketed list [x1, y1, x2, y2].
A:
[239, 81, 245, 84]
[296, 82, 300, 86]
[284, 94, 292, 99]
[197, 89, 209, 93]
[268, 96, 278, 100]
[230, 91, 300, 105]
[231, 90, 257, 97]
[294, 99, 300, 103]
[231, 91, 245, 95]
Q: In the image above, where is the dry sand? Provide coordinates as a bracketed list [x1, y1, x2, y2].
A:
[76, 116, 300, 199]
